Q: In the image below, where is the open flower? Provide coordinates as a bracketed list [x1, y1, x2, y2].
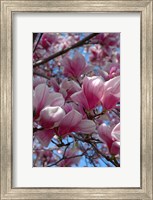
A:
[33, 84, 65, 119]
[34, 106, 66, 147]
[41, 33, 58, 49]
[62, 52, 90, 79]
[39, 106, 66, 129]
[71, 76, 104, 110]
[58, 109, 96, 136]
[35, 109, 96, 147]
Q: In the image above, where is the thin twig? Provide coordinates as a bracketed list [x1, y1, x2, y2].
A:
[47, 153, 84, 167]
[72, 134, 120, 167]
[33, 71, 50, 80]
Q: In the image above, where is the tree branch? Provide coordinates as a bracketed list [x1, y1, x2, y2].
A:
[33, 33, 43, 53]
[72, 134, 120, 167]
[33, 71, 50, 80]
[33, 33, 99, 68]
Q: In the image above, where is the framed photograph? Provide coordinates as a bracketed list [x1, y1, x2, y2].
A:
[0, 0, 152, 199]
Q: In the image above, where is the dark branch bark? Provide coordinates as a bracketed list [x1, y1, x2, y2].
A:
[33, 33, 99, 68]
[47, 153, 85, 167]
[33, 33, 38, 45]
[33, 71, 50, 80]
[33, 33, 43, 53]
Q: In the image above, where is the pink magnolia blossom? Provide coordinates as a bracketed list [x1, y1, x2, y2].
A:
[98, 123, 120, 155]
[58, 109, 96, 136]
[48, 78, 81, 100]
[35, 106, 66, 147]
[39, 106, 65, 129]
[36, 109, 96, 146]
[71, 76, 104, 110]
[89, 44, 103, 63]
[91, 33, 120, 48]
[62, 52, 90, 79]
[33, 84, 65, 119]
[101, 76, 120, 110]
[41, 33, 58, 49]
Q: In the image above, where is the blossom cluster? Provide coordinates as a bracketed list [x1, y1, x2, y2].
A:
[33, 33, 120, 167]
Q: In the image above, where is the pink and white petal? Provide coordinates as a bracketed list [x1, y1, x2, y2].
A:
[34, 130, 54, 147]
[76, 119, 96, 134]
[83, 76, 104, 108]
[58, 109, 82, 136]
[33, 84, 50, 117]
[73, 52, 86, 69]
[62, 57, 74, 77]
[69, 80, 81, 92]
[39, 106, 65, 129]
[33, 77, 46, 89]
[34, 84, 49, 102]
[63, 102, 77, 113]
[71, 90, 89, 109]
[73, 52, 86, 75]
[60, 78, 70, 90]
[46, 92, 65, 107]
[101, 92, 119, 110]
[104, 76, 120, 94]
[98, 123, 113, 149]
[111, 123, 120, 141]
[83, 76, 104, 98]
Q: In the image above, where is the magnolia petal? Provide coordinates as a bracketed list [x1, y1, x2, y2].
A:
[111, 123, 120, 141]
[103, 76, 120, 94]
[33, 84, 50, 118]
[73, 52, 86, 75]
[34, 84, 49, 103]
[46, 92, 65, 107]
[71, 90, 89, 109]
[74, 52, 86, 68]
[98, 123, 113, 149]
[33, 77, 46, 89]
[62, 52, 87, 78]
[62, 57, 74, 77]
[60, 79, 81, 99]
[58, 109, 82, 136]
[39, 106, 65, 129]
[110, 141, 120, 155]
[82, 76, 104, 109]
[34, 130, 54, 147]
[76, 119, 96, 134]
[101, 76, 120, 109]
[102, 92, 119, 110]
